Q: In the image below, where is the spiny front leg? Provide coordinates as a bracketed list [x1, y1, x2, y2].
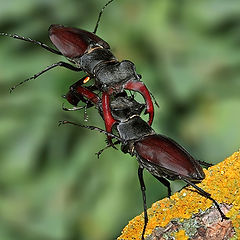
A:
[10, 61, 82, 93]
[0, 32, 62, 55]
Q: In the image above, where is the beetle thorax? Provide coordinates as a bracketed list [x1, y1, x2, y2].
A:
[94, 60, 140, 92]
[77, 48, 116, 75]
[117, 116, 153, 142]
[78, 48, 140, 93]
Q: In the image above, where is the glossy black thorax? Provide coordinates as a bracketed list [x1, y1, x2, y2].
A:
[78, 48, 116, 74]
[117, 116, 153, 142]
[77, 48, 140, 92]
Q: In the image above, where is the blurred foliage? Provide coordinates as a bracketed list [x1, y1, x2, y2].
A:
[0, 0, 240, 239]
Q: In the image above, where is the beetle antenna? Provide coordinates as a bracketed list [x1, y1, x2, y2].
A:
[58, 120, 123, 142]
[0, 32, 62, 55]
[93, 0, 115, 34]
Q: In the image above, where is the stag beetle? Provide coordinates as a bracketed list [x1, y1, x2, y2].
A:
[0, 0, 154, 139]
[60, 91, 228, 240]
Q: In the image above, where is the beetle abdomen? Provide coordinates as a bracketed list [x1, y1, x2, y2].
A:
[49, 24, 110, 58]
[134, 134, 205, 181]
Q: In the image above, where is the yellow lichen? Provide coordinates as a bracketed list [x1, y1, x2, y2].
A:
[175, 229, 189, 240]
[118, 151, 240, 240]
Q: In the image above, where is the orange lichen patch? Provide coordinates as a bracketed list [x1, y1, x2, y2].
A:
[118, 151, 240, 240]
[175, 229, 189, 240]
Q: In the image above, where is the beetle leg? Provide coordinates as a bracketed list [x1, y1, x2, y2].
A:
[58, 120, 122, 141]
[123, 80, 154, 125]
[138, 166, 148, 240]
[196, 160, 213, 168]
[0, 32, 62, 55]
[154, 176, 172, 197]
[95, 140, 120, 158]
[183, 178, 229, 221]
[10, 61, 82, 92]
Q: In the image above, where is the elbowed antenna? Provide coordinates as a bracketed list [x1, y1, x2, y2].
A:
[93, 0, 116, 34]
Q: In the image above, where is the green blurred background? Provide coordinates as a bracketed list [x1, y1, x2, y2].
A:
[0, 0, 240, 239]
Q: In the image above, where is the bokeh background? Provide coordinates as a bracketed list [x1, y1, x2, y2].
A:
[0, 0, 240, 239]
